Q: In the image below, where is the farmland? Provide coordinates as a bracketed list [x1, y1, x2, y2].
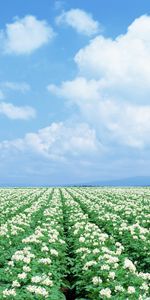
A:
[0, 187, 149, 299]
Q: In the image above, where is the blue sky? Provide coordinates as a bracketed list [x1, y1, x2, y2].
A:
[0, 0, 150, 185]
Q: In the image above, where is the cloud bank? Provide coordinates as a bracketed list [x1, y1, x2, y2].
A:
[49, 15, 150, 149]
[0, 122, 101, 159]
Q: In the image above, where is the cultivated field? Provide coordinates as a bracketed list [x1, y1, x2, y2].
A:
[0, 187, 149, 299]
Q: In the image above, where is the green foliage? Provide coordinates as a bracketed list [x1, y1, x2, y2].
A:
[0, 187, 149, 299]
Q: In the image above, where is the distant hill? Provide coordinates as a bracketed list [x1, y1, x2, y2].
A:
[0, 176, 150, 187]
[78, 176, 150, 187]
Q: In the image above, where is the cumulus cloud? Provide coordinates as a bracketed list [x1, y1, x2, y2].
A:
[48, 77, 101, 103]
[0, 122, 101, 159]
[98, 101, 150, 148]
[49, 15, 150, 148]
[1, 15, 54, 54]
[48, 77, 150, 148]
[0, 102, 36, 120]
[75, 15, 150, 95]
[56, 8, 100, 36]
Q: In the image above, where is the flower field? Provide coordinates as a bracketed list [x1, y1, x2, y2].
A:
[0, 187, 149, 299]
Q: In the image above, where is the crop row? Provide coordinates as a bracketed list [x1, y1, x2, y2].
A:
[0, 189, 67, 299]
[67, 187, 150, 273]
[61, 188, 150, 299]
[0, 187, 149, 299]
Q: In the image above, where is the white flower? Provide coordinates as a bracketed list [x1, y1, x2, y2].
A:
[76, 247, 89, 253]
[12, 253, 24, 261]
[113, 262, 119, 269]
[93, 248, 100, 254]
[124, 258, 136, 273]
[127, 286, 136, 294]
[100, 288, 111, 298]
[83, 260, 97, 270]
[31, 276, 42, 283]
[140, 283, 149, 291]
[12, 280, 20, 287]
[50, 249, 58, 256]
[42, 278, 53, 286]
[18, 272, 27, 279]
[26, 285, 49, 297]
[3, 288, 16, 297]
[92, 276, 102, 285]
[116, 248, 122, 255]
[108, 271, 115, 279]
[138, 272, 150, 280]
[140, 235, 146, 240]
[115, 285, 124, 292]
[79, 236, 85, 242]
[59, 239, 65, 244]
[23, 257, 31, 264]
[115, 242, 122, 247]
[101, 264, 110, 270]
[38, 258, 51, 264]
[8, 261, 14, 267]
[41, 245, 49, 252]
[23, 265, 31, 272]
[104, 254, 119, 264]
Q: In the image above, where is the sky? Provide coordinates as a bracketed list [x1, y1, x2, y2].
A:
[0, 0, 150, 186]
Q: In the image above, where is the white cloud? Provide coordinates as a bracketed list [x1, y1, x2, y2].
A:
[49, 15, 150, 149]
[98, 100, 150, 148]
[2, 15, 54, 54]
[75, 15, 150, 93]
[48, 77, 150, 148]
[0, 102, 36, 120]
[48, 77, 101, 104]
[0, 122, 101, 159]
[1, 81, 30, 92]
[56, 8, 100, 36]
